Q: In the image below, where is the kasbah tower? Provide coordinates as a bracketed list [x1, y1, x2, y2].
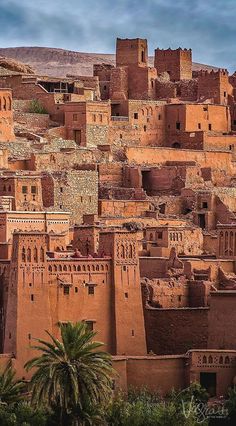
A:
[0, 33, 235, 397]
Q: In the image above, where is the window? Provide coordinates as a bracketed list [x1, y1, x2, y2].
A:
[22, 186, 28, 194]
[85, 321, 94, 331]
[158, 114, 161, 120]
[104, 85, 107, 90]
[157, 231, 163, 239]
[99, 114, 103, 123]
[63, 286, 70, 295]
[131, 329, 135, 336]
[202, 202, 208, 209]
[73, 114, 78, 121]
[151, 80, 154, 88]
[176, 122, 181, 130]
[60, 187, 63, 193]
[30, 294, 34, 302]
[144, 125, 147, 132]
[93, 114, 96, 122]
[208, 124, 212, 130]
[88, 285, 95, 295]
[28, 334, 31, 340]
[141, 50, 145, 62]
[125, 292, 128, 298]
[224, 91, 227, 97]
[134, 113, 138, 119]
[75, 287, 78, 293]
[198, 123, 201, 129]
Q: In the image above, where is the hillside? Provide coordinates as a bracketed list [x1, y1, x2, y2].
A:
[0, 46, 218, 77]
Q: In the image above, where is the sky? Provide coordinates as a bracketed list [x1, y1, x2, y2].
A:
[0, 0, 235, 72]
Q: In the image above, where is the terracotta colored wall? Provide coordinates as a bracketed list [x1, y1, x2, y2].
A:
[0, 89, 15, 142]
[208, 292, 236, 349]
[144, 307, 209, 355]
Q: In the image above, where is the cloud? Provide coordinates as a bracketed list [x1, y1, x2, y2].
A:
[0, 0, 235, 71]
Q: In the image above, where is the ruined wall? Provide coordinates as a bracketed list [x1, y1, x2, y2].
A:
[99, 200, 150, 218]
[42, 170, 98, 224]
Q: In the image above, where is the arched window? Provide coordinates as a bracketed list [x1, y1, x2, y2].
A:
[149, 233, 153, 241]
[121, 244, 125, 258]
[3, 97, 6, 111]
[101, 264, 104, 271]
[77, 265, 81, 271]
[219, 356, 223, 364]
[53, 265, 57, 272]
[40, 247, 44, 262]
[96, 264, 99, 271]
[48, 265, 52, 272]
[225, 356, 230, 364]
[22, 247, 26, 262]
[33, 247, 38, 262]
[63, 265, 67, 271]
[58, 265, 62, 272]
[208, 355, 213, 364]
[129, 244, 133, 258]
[202, 355, 207, 364]
[27, 248, 31, 262]
[8, 96, 12, 110]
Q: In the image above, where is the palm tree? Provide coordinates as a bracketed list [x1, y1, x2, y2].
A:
[0, 360, 25, 405]
[25, 321, 115, 425]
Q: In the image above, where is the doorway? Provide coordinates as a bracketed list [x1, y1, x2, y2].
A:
[198, 214, 206, 229]
[200, 372, 216, 397]
[73, 130, 81, 145]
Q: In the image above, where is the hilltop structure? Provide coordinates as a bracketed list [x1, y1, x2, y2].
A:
[0, 37, 236, 397]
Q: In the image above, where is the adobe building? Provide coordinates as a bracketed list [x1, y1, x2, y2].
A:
[154, 48, 192, 81]
[64, 101, 110, 146]
[0, 89, 15, 142]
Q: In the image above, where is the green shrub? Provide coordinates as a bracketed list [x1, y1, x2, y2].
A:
[28, 100, 48, 114]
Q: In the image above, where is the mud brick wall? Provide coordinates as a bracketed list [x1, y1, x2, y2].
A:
[144, 307, 209, 354]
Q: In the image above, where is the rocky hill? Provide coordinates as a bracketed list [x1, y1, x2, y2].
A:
[0, 47, 218, 78]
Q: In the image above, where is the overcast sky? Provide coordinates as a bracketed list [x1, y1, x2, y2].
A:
[0, 0, 235, 72]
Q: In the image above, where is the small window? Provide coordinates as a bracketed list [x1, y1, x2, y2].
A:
[178, 295, 182, 302]
[63, 286, 70, 295]
[125, 292, 128, 298]
[99, 114, 103, 123]
[134, 113, 138, 119]
[86, 321, 94, 331]
[131, 329, 135, 336]
[120, 134, 123, 139]
[88, 285, 94, 295]
[224, 91, 227, 97]
[73, 114, 78, 121]
[208, 124, 212, 130]
[176, 122, 181, 130]
[158, 114, 161, 120]
[28, 333, 31, 340]
[31, 186, 37, 194]
[75, 287, 78, 293]
[104, 85, 107, 90]
[157, 231, 163, 239]
[151, 80, 154, 88]
[60, 187, 63, 193]
[93, 114, 96, 122]
[22, 186, 28, 194]
[202, 201, 208, 209]
[198, 123, 201, 129]
[30, 294, 34, 301]
[144, 125, 147, 132]
[59, 204, 62, 209]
